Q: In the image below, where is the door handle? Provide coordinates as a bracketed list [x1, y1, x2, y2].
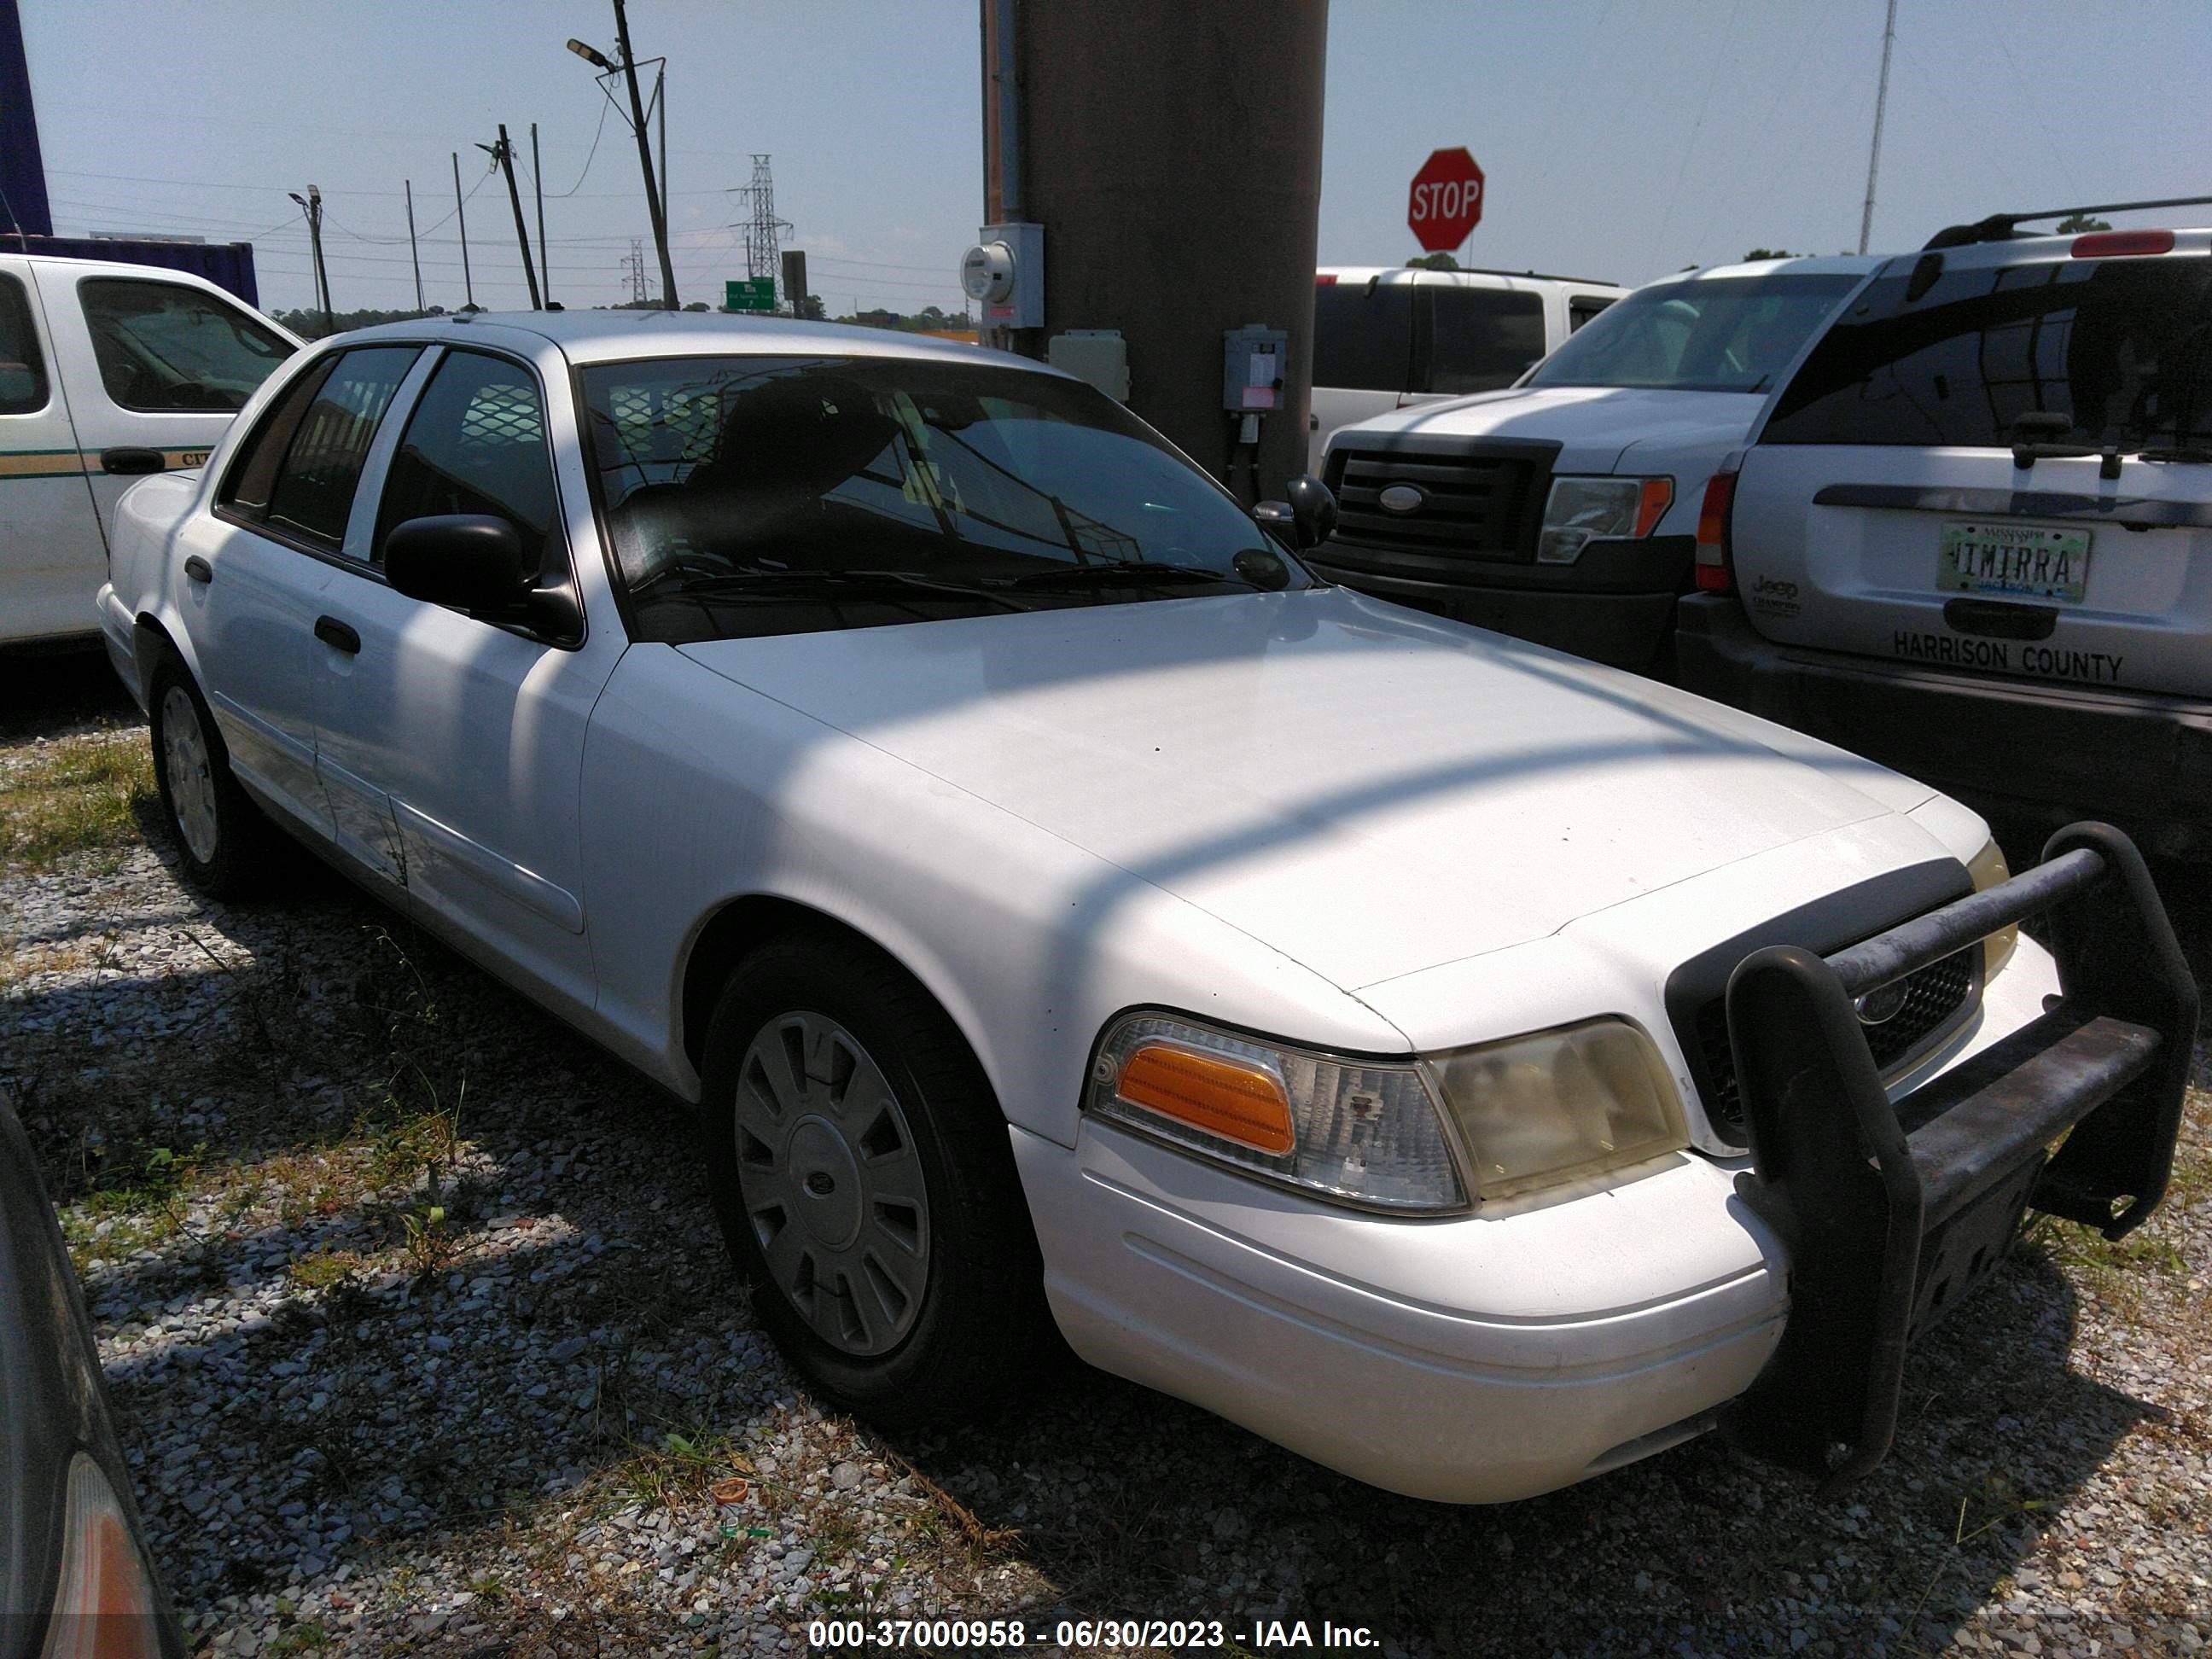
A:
[313, 615, 361, 655]
[100, 446, 164, 475]
[183, 556, 212, 585]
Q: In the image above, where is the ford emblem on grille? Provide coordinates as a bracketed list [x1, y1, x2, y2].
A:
[1854, 981, 1909, 1026]
[1377, 483, 1425, 515]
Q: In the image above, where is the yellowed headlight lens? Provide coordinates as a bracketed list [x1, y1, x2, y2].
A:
[1426, 1017, 1689, 1202]
[1967, 836, 2018, 981]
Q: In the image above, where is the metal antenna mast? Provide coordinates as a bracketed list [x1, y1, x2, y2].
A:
[1858, 0, 1899, 254]
[731, 154, 794, 306]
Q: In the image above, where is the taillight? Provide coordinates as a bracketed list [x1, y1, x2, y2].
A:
[1314, 273, 1339, 286]
[2070, 229, 2174, 258]
[1694, 471, 1737, 593]
[38, 1455, 165, 1659]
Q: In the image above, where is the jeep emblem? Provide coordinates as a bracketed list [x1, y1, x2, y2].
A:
[1377, 484, 1425, 515]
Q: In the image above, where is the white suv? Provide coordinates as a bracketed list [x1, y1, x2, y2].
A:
[1678, 223, 2212, 857]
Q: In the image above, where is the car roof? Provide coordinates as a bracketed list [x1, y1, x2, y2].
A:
[328, 308, 1064, 373]
[1318, 265, 1624, 290]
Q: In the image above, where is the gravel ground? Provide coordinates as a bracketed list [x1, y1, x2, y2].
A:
[3, 656, 2209, 1658]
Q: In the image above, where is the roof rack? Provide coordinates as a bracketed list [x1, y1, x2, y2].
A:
[1924, 195, 2212, 250]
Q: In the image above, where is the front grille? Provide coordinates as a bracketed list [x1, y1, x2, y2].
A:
[1696, 946, 1980, 1141]
[1327, 448, 1542, 559]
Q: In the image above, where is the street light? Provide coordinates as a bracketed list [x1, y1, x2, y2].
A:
[565, 3, 676, 308]
[287, 185, 332, 335]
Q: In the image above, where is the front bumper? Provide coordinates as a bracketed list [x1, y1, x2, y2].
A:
[1675, 593, 2212, 854]
[1018, 831, 2192, 1503]
[1016, 1116, 1791, 1504]
[1308, 534, 1693, 673]
[95, 583, 147, 713]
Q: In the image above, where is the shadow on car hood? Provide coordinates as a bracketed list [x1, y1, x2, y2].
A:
[676, 588, 1934, 992]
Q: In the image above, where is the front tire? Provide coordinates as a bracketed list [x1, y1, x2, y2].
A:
[699, 934, 1052, 1424]
[147, 654, 271, 897]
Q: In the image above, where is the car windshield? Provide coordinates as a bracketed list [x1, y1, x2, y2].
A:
[1526, 272, 1860, 393]
[581, 353, 1302, 643]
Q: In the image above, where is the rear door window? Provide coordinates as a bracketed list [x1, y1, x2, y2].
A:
[77, 277, 294, 413]
[1423, 285, 1546, 394]
[221, 346, 417, 551]
[1764, 257, 2212, 448]
[1569, 295, 1615, 332]
[1313, 282, 1415, 392]
[0, 274, 49, 413]
[374, 350, 558, 577]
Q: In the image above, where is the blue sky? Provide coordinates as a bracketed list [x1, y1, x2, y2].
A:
[22, 0, 2212, 317]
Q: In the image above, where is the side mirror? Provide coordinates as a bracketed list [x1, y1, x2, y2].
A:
[1285, 474, 1338, 550]
[382, 515, 528, 613]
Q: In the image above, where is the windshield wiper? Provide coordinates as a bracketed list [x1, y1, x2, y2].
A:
[654, 568, 1033, 611]
[2136, 445, 2212, 464]
[992, 560, 1251, 592]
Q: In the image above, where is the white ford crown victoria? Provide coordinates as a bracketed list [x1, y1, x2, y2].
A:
[96, 313, 2194, 1503]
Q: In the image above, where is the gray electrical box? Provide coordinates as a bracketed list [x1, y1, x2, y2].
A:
[1222, 323, 1289, 413]
[960, 221, 1045, 330]
[1047, 329, 1130, 401]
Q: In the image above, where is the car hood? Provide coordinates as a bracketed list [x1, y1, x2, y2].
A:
[1331, 386, 1771, 476]
[676, 588, 1936, 993]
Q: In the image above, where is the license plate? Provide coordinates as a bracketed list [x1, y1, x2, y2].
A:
[1937, 521, 2091, 603]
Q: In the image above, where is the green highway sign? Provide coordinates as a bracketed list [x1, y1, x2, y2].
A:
[725, 277, 777, 313]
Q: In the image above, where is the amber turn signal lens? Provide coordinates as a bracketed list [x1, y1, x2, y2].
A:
[1116, 1045, 1296, 1156]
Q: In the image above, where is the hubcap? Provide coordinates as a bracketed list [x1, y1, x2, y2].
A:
[160, 685, 219, 864]
[733, 1011, 930, 1357]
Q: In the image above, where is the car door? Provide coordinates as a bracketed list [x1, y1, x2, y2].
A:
[0, 260, 106, 643]
[195, 344, 422, 839]
[31, 265, 298, 546]
[311, 343, 619, 1017]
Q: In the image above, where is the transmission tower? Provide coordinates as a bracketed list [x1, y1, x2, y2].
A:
[731, 154, 795, 305]
[620, 238, 650, 305]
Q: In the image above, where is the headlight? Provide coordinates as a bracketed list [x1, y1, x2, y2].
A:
[1536, 475, 1673, 563]
[1967, 835, 2019, 981]
[1086, 1012, 1692, 1211]
[1425, 1018, 1687, 1202]
[1087, 1014, 1465, 1211]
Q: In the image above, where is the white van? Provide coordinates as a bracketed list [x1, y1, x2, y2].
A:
[0, 254, 299, 646]
[1309, 265, 1624, 472]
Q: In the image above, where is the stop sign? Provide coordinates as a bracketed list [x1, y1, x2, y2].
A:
[1407, 148, 1484, 253]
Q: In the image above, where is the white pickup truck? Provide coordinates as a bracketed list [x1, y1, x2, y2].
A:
[1309, 256, 1879, 673]
[0, 253, 298, 646]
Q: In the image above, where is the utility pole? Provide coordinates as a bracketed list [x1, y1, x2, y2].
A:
[992, 1, 1326, 498]
[481, 125, 543, 309]
[1859, 0, 1898, 254]
[404, 179, 424, 312]
[622, 239, 649, 305]
[611, 0, 677, 307]
[733, 154, 793, 301]
[532, 122, 550, 305]
[288, 184, 332, 335]
[453, 152, 474, 308]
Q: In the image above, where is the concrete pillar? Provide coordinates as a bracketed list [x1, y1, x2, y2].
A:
[985, 0, 1329, 503]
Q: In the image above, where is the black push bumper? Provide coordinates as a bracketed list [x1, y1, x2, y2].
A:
[1725, 821, 2198, 1490]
